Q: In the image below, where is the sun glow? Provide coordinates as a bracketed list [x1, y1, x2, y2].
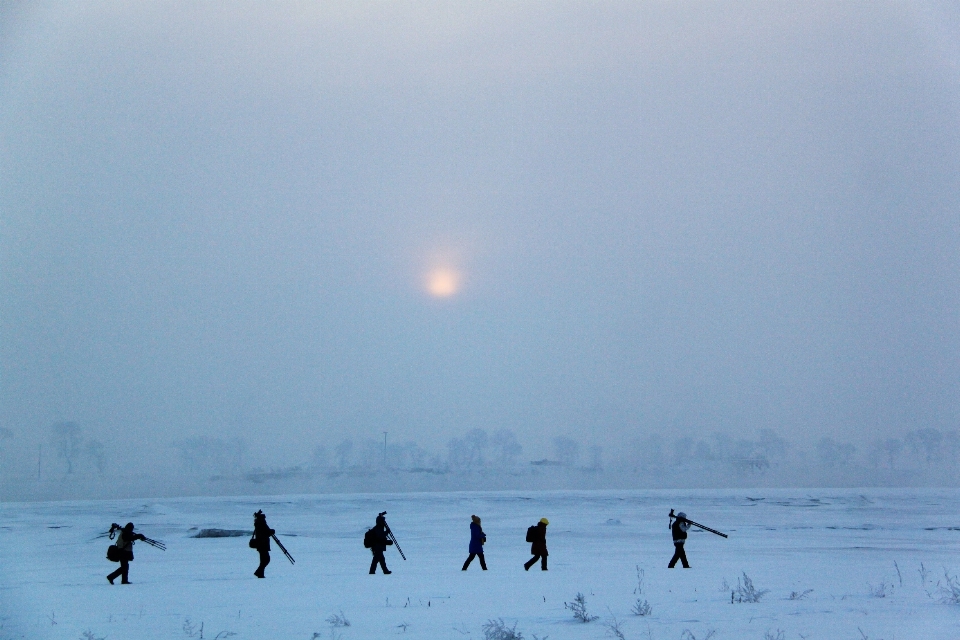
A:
[426, 267, 461, 298]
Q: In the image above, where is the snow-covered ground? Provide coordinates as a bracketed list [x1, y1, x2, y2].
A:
[2, 489, 959, 639]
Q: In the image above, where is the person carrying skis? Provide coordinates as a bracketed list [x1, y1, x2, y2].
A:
[107, 522, 146, 584]
[668, 511, 692, 568]
[523, 518, 549, 571]
[252, 510, 275, 578]
[461, 514, 487, 571]
[366, 513, 393, 574]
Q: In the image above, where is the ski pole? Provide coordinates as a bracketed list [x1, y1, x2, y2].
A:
[272, 534, 295, 564]
[670, 509, 728, 538]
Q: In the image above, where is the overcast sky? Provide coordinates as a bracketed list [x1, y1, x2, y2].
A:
[2, 1, 959, 472]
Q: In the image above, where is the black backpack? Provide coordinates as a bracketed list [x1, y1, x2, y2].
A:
[525, 525, 537, 543]
[363, 528, 376, 548]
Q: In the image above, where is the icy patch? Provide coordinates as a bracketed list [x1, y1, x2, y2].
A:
[192, 529, 250, 538]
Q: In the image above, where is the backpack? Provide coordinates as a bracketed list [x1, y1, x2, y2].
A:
[363, 528, 376, 548]
[525, 525, 537, 543]
[107, 544, 132, 562]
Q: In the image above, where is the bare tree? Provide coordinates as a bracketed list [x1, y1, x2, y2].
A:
[816, 437, 856, 468]
[757, 429, 788, 462]
[878, 438, 903, 469]
[85, 439, 106, 474]
[672, 437, 694, 468]
[334, 439, 353, 470]
[464, 429, 489, 466]
[173, 436, 245, 476]
[388, 440, 432, 470]
[554, 437, 580, 467]
[711, 433, 770, 474]
[587, 445, 602, 470]
[357, 438, 384, 470]
[51, 421, 83, 474]
[448, 429, 490, 470]
[310, 444, 330, 471]
[905, 428, 943, 464]
[491, 430, 522, 468]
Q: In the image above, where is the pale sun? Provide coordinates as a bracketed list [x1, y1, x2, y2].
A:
[426, 267, 461, 298]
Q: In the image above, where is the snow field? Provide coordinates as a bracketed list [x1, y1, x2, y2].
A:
[2, 489, 959, 639]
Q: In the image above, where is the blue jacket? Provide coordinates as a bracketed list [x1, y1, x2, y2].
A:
[469, 522, 486, 554]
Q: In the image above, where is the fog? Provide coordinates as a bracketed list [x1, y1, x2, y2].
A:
[2, 1, 959, 500]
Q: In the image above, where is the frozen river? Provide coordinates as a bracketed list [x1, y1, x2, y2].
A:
[2, 489, 959, 639]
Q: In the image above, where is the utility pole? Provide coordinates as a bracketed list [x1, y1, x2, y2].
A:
[383, 431, 388, 468]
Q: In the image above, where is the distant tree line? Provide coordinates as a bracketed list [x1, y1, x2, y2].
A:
[614, 427, 960, 484]
[48, 421, 106, 476]
[307, 429, 527, 476]
[160, 425, 960, 488]
[172, 436, 246, 478]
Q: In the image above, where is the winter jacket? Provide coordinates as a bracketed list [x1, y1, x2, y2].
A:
[368, 525, 393, 553]
[253, 519, 275, 551]
[529, 522, 548, 556]
[672, 519, 690, 544]
[114, 530, 144, 561]
[469, 522, 486, 554]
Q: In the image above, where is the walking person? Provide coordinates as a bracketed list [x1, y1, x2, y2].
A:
[523, 518, 549, 571]
[251, 510, 275, 578]
[461, 515, 487, 571]
[106, 522, 146, 584]
[365, 513, 393, 574]
[668, 511, 691, 568]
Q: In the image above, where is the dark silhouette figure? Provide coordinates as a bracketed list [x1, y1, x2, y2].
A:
[367, 513, 393, 574]
[252, 510, 275, 578]
[668, 511, 691, 568]
[107, 522, 145, 584]
[524, 518, 549, 571]
[462, 515, 487, 571]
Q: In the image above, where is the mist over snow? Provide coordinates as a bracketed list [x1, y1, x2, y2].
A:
[2, 1, 960, 500]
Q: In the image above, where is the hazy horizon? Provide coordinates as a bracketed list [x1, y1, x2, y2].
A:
[3, 1, 960, 499]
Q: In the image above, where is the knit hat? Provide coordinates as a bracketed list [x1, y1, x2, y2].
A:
[540, 518, 549, 525]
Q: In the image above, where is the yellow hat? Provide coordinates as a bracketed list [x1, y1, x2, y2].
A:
[540, 518, 549, 525]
